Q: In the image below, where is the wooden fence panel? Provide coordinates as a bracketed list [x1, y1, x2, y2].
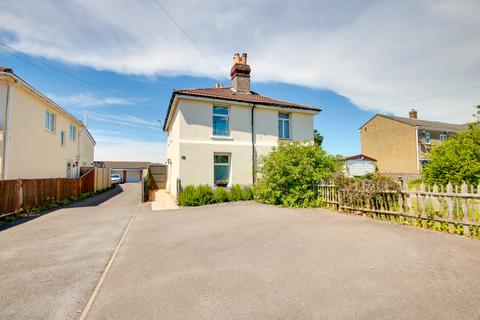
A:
[80, 169, 95, 194]
[0, 180, 20, 217]
[1, 172, 102, 217]
[317, 181, 480, 237]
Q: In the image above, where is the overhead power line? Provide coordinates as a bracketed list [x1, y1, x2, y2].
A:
[151, 0, 230, 83]
[0, 42, 157, 111]
[0, 41, 129, 100]
[386, 83, 480, 108]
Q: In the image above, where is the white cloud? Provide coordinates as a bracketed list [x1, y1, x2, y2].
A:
[1, 0, 479, 122]
[88, 112, 161, 129]
[46, 92, 135, 107]
[92, 133, 166, 163]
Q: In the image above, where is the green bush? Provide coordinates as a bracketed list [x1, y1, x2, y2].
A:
[178, 184, 214, 206]
[228, 184, 245, 201]
[214, 187, 229, 203]
[242, 186, 254, 200]
[255, 141, 341, 207]
[423, 125, 480, 185]
[178, 184, 255, 206]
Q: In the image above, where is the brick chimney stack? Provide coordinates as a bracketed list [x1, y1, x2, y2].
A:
[230, 53, 251, 93]
[409, 108, 418, 119]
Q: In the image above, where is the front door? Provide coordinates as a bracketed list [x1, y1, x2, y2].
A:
[66, 160, 72, 178]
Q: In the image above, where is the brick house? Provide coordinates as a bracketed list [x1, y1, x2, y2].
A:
[359, 109, 467, 179]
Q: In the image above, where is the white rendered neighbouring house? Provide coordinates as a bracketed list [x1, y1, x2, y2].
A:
[0, 66, 95, 180]
[163, 53, 321, 196]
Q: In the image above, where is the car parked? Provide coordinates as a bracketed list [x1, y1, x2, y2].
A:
[111, 174, 122, 184]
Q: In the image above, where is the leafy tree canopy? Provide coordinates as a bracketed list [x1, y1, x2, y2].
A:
[314, 129, 324, 147]
[423, 125, 480, 185]
[255, 141, 341, 207]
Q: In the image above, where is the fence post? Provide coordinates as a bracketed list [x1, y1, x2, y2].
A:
[16, 179, 22, 212]
[446, 182, 454, 233]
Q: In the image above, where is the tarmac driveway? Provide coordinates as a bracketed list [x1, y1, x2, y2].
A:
[0, 183, 141, 320]
[86, 201, 480, 320]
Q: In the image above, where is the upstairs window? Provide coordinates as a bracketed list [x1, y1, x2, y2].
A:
[69, 125, 76, 141]
[425, 132, 431, 144]
[213, 106, 229, 136]
[440, 133, 447, 142]
[45, 111, 55, 132]
[60, 131, 66, 146]
[214, 154, 230, 187]
[278, 113, 290, 139]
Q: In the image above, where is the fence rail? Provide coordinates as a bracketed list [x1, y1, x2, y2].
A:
[0, 167, 111, 218]
[316, 181, 480, 237]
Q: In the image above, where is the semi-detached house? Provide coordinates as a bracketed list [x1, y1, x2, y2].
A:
[0, 66, 95, 180]
[163, 53, 320, 195]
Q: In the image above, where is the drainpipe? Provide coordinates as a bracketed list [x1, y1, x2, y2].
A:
[2, 84, 13, 180]
[251, 104, 256, 184]
[415, 126, 420, 174]
[77, 128, 84, 177]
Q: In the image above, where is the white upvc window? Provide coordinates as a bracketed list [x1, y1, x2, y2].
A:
[440, 133, 447, 142]
[45, 111, 55, 132]
[425, 132, 431, 144]
[60, 131, 66, 146]
[69, 124, 76, 141]
[214, 153, 230, 187]
[278, 113, 290, 139]
[213, 106, 230, 136]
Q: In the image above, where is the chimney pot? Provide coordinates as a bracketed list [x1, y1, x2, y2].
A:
[409, 108, 418, 119]
[230, 52, 251, 93]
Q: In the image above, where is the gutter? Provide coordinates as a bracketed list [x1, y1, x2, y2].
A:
[0, 71, 85, 128]
[251, 104, 256, 183]
[2, 81, 14, 180]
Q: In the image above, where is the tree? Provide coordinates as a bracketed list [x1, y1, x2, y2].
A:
[474, 104, 480, 121]
[313, 129, 323, 147]
[254, 141, 341, 207]
[423, 125, 480, 185]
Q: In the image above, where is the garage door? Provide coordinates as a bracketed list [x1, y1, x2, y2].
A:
[126, 170, 141, 182]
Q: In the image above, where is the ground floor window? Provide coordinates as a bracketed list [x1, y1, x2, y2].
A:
[214, 153, 230, 187]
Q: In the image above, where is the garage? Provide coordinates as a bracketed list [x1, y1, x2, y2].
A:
[125, 170, 141, 183]
[95, 161, 156, 184]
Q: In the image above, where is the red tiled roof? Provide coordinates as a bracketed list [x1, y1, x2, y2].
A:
[0, 66, 13, 73]
[174, 87, 320, 112]
[343, 154, 377, 161]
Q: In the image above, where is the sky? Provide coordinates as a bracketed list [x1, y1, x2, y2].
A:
[0, 0, 479, 162]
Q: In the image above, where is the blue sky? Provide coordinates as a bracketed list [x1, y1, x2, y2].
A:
[0, 0, 478, 162]
[0, 52, 374, 161]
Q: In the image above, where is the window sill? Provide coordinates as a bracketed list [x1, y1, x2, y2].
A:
[211, 135, 234, 141]
[278, 138, 292, 141]
[44, 128, 56, 134]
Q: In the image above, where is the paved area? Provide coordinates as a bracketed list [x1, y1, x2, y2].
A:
[0, 183, 141, 320]
[151, 189, 179, 211]
[86, 201, 480, 320]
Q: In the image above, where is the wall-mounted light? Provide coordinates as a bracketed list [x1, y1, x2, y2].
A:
[181, 156, 186, 160]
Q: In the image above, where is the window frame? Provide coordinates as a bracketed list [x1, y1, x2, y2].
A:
[425, 132, 431, 144]
[60, 130, 66, 146]
[69, 124, 76, 141]
[278, 112, 290, 140]
[213, 153, 231, 187]
[212, 106, 230, 137]
[45, 111, 56, 133]
[439, 133, 447, 142]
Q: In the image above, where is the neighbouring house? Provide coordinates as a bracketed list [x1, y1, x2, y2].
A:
[163, 53, 321, 195]
[0, 66, 95, 180]
[94, 161, 156, 182]
[343, 154, 376, 177]
[360, 109, 467, 179]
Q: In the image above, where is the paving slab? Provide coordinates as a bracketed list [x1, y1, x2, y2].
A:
[0, 183, 141, 320]
[86, 201, 480, 320]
